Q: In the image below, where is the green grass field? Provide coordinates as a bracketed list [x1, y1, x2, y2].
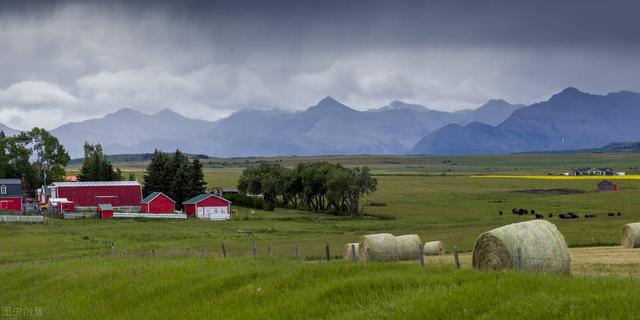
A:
[4, 152, 640, 318]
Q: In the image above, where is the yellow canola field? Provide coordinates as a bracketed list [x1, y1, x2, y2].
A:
[470, 175, 640, 180]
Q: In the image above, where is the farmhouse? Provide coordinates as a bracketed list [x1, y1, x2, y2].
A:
[0, 179, 22, 212]
[572, 167, 615, 176]
[50, 181, 142, 209]
[598, 180, 619, 192]
[141, 192, 175, 213]
[97, 203, 114, 219]
[183, 194, 231, 220]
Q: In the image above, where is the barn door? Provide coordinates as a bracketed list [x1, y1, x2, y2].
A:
[197, 207, 204, 218]
[0, 201, 7, 209]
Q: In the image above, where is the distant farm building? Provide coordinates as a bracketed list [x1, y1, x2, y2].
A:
[0, 179, 22, 212]
[598, 180, 619, 192]
[572, 167, 616, 176]
[183, 194, 231, 220]
[211, 187, 240, 197]
[50, 181, 142, 209]
[141, 192, 175, 213]
[97, 203, 114, 219]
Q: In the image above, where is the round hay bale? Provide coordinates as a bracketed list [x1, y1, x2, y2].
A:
[622, 223, 640, 248]
[343, 243, 359, 261]
[472, 220, 570, 275]
[395, 234, 422, 261]
[424, 241, 445, 256]
[358, 233, 398, 262]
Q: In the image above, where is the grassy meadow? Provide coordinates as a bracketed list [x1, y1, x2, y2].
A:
[2, 257, 640, 320]
[3, 152, 640, 318]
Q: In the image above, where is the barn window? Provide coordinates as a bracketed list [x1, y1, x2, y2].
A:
[0, 185, 6, 194]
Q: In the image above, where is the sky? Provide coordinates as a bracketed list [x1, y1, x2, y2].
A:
[1, 0, 639, 130]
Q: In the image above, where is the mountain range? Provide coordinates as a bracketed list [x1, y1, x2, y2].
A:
[1, 87, 638, 157]
[410, 88, 640, 155]
[0, 96, 522, 157]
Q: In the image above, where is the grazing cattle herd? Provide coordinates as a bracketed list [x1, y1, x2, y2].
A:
[502, 208, 622, 220]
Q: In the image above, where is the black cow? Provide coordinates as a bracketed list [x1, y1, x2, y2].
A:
[535, 214, 544, 219]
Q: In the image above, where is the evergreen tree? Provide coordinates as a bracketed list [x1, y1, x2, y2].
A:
[78, 143, 122, 181]
[142, 149, 170, 196]
[0, 132, 10, 178]
[187, 158, 206, 198]
[170, 158, 191, 209]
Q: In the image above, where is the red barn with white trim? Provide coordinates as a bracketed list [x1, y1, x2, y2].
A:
[0, 179, 22, 212]
[141, 192, 175, 213]
[50, 181, 142, 209]
[183, 194, 231, 220]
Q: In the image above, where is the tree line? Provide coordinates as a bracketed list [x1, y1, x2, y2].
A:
[143, 149, 207, 209]
[0, 128, 70, 195]
[237, 162, 377, 216]
[78, 143, 133, 181]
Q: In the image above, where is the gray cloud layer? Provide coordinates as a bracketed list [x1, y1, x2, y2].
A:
[1, 0, 639, 129]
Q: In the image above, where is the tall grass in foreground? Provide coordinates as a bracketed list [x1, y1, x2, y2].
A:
[1, 257, 639, 319]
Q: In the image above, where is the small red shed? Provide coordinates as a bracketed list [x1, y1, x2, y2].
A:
[97, 203, 114, 219]
[141, 192, 175, 213]
[598, 180, 619, 192]
[183, 194, 231, 220]
[0, 179, 23, 212]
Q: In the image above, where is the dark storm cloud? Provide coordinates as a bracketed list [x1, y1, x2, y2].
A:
[0, 0, 639, 129]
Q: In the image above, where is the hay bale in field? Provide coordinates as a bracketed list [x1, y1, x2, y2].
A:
[472, 220, 570, 275]
[424, 241, 445, 256]
[395, 234, 422, 261]
[343, 243, 359, 261]
[622, 223, 640, 248]
[358, 233, 399, 262]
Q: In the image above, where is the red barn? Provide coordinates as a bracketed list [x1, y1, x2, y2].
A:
[97, 203, 113, 219]
[50, 181, 142, 209]
[0, 179, 23, 212]
[183, 194, 231, 220]
[141, 192, 175, 213]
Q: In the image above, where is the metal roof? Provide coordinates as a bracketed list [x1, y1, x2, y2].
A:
[141, 192, 175, 204]
[98, 203, 113, 210]
[0, 179, 22, 184]
[182, 193, 231, 205]
[52, 181, 141, 187]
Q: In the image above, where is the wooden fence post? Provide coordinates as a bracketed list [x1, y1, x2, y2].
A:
[222, 243, 227, 258]
[351, 244, 357, 261]
[267, 244, 272, 256]
[516, 247, 523, 270]
[152, 249, 155, 257]
[453, 246, 460, 270]
[419, 243, 425, 267]
[295, 243, 300, 259]
[111, 242, 116, 256]
[325, 241, 330, 262]
[252, 240, 257, 258]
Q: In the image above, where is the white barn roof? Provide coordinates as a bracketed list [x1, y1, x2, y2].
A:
[51, 181, 141, 187]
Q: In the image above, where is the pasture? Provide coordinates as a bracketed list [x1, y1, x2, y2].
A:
[3, 152, 640, 318]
